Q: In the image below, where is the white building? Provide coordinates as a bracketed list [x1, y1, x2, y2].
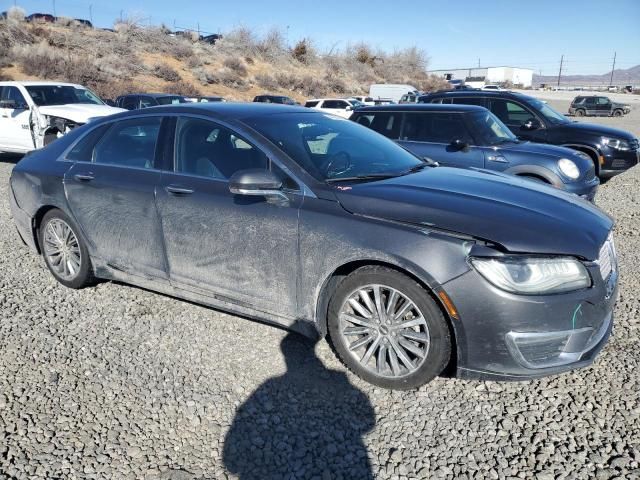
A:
[429, 66, 534, 88]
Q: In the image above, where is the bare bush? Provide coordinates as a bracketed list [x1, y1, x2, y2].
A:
[254, 73, 278, 90]
[417, 74, 451, 93]
[299, 75, 326, 97]
[222, 57, 247, 77]
[256, 28, 287, 61]
[169, 80, 201, 96]
[6, 6, 26, 22]
[353, 43, 376, 67]
[292, 38, 315, 65]
[275, 72, 298, 90]
[324, 73, 346, 94]
[0, 70, 12, 81]
[153, 63, 181, 82]
[186, 55, 203, 69]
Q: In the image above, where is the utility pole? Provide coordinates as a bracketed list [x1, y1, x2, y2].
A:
[557, 54, 564, 88]
[609, 52, 616, 86]
[478, 58, 480, 68]
[52, 0, 56, 16]
[89, 4, 93, 25]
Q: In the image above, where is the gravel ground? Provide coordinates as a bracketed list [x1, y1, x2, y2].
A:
[0, 158, 639, 480]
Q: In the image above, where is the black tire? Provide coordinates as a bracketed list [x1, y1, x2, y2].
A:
[327, 266, 451, 390]
[39, 209, 95, 289]
[613, 109, 623, 117]
[575, 109, 585, 117]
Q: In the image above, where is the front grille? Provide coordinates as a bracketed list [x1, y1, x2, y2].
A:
[598, 235, 616, 281]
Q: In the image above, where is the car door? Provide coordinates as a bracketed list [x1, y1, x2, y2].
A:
[63, 116, 168, 280]
[155, 116, 302, 318]
[584, 97, 597, 115]
[398, 112, 484, 169]
[596, 97, 611, 116]
[488, 98, 545, 142]
[0, 86, 34, 151]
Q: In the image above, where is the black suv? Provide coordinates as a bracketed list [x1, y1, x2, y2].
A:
[115, 93, 189, 110]
[569, 96, 631, 117]
[253, 95, 297, 105]
[420, 90, 639, 178]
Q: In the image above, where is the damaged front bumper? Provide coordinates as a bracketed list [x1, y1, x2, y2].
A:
[442, 263, 618, 381]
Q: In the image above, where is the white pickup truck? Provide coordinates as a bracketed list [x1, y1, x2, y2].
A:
[0, 81, 125, 154]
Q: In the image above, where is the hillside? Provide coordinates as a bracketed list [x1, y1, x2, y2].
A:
[0, 15, 449, 102]
[533, 64, 640, 87]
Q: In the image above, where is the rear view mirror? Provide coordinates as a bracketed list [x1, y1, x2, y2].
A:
[229, 169, 287, 200]
[521, 119, 541, 131]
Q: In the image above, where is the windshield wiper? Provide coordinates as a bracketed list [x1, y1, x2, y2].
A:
[326, 173, 398, 183]
[400, 162, 434, 175]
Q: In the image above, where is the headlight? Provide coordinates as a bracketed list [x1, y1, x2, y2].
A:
[601, 137, 630, 150]
[470, 256, 591, 294]
[557, 158, 580, 180]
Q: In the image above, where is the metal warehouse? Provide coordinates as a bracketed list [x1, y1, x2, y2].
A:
[429, 66, 534, 88]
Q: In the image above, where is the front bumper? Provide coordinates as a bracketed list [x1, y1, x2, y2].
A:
[563, 176, 599, 202]
[600, 146, 639, 177]
[443, 263, 618, 381]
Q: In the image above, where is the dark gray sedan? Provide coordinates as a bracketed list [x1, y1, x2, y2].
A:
[9, 103, 618, 389]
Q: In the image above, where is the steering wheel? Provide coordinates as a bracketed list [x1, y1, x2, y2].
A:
[323, 151, 353, 177]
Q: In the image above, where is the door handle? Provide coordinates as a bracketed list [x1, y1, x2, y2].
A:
[74, 173, 95, 181]
[487, 155, 508, 163]
[166, 185, 194, 195]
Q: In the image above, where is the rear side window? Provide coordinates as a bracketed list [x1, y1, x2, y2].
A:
[66, 124, 112, 162]
[452, 97, 486, 107]
[122, 96, 138, 110]
[355, 112, 402, 139]
[323, 100, 348, 109]
[174, 117, 268, 180]
[93, 117, 162, 169]
[402, 112, 472, 143]
[0, 86, 27, 105]
[585, 97, 596, 105]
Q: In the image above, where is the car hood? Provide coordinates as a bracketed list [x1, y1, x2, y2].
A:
[612, 102, 631, 109]
[37, 104, 126, 123]
[334, 167, 612, 260]
[497, 141, 587, 159]
[560, 120, 636, 140]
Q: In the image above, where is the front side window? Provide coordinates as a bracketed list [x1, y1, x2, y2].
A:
[354, 112, 401, 139]
[1, 86, 28, 106]
[452, 97, 486, 107]
[24, 85, 103, 106]
[305, 101, 319, 108]
[156, 96, 187, 105]
[174, 117, 268, 180]
[490, 99, 534, 125]
[140, 97, 157, 108]
[122, 97, 138, 110]
[585, 97, 597, 106]
[403, 112, 472, 144]
[245, 112, 423, 181]
[521, 96, 568, 125]
[466, 111, 518, 146]
[93, 117, 162, 169]
[597, 97, 610, 105]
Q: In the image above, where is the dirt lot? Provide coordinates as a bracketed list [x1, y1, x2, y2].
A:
[0, 157, 639, 480]
[514, 89, 640, 138]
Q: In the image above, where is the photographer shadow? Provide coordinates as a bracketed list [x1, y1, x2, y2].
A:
[222, 327, 375, 480]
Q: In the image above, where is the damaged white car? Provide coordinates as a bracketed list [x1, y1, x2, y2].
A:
[0, 81, 125, 154]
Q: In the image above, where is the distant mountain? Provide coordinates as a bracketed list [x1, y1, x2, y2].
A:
[533, 64, 640, 86]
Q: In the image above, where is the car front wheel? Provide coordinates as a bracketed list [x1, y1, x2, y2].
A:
[327, 266, 451, 390]
[575, 109, 585, 117]
[39, 209, 95, 289]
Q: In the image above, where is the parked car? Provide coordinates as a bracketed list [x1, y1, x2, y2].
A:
[115, 93, 189, 110]
[420, 90, 639, 178]
[10, 103, 618, 389]
[350, 95, 375, 106]
[26, 13, 56, 23]
[0, 11, 7, 19]
[369, 84, 418, 103]
[569, 96, 631, 117]
[305, 98, 364, 118]
[399, 93, 421, 103]
[351, 104, 599, 201]
[0, 81, 124, 154]
[482, 85, 504, 91]
[186, 96, 226, 103]
[74, 18, 93, 28]
[253, 95, 297, 105]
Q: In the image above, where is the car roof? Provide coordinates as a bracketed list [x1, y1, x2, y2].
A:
[106, 102, 312, 121]
[123, 93, 185, 98]
[354, 104, 486, 113]
[0, 81, 85, 87]
[422, 90, 528, 99]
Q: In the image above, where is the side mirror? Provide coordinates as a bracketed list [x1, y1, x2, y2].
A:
[229, 169, 286, 199]
[521, 119, 541, 131]
[346, 105, 354, 111]
[103, 99, 116, 107]
[450, 138, 469, 151]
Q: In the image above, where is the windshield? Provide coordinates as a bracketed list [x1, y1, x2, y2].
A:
[245, 112, 423, 181]
[348, 99, 365, 108]
[467, 111, 518, 146]
[523, 97, 568, 125]
[25, 85, 104, 106]
[157, 96, 187, 105]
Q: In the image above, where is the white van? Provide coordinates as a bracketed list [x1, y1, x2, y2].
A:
[368, 84, 418, 103]
[0, 81, 125, 153]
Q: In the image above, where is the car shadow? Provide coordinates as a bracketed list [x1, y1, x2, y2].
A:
[0, 153, 24, 164]
[222, 325, 376, 480]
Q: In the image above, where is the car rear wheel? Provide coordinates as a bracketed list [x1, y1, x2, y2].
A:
[575, 109, 585, 117]
[39, 209, 95, 289]
[327, 266, 451, 390]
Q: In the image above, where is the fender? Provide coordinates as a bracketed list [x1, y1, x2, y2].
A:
[504, 164, 563, 188]
[561, 143, 602, 172]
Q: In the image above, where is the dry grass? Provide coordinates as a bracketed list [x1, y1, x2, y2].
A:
[0, 18, 450, 101]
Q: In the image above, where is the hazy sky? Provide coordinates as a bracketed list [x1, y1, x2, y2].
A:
[5, 0, 640, 75]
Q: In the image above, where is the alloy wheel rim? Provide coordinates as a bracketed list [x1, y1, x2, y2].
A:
[43, 219, 81, 281]
[339, 284, 430, 378]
